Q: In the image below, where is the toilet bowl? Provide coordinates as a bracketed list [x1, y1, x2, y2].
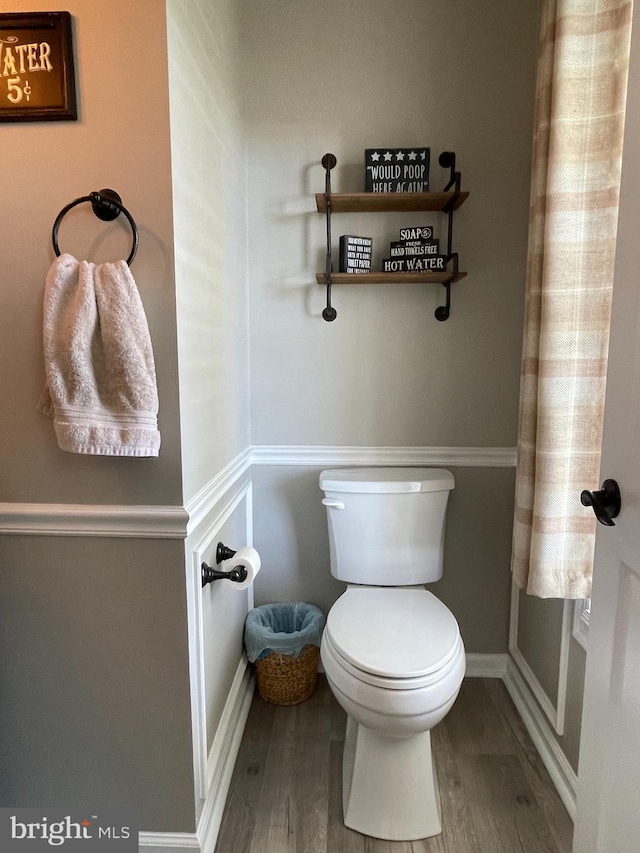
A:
[322, 588, 465, 735]
[319, 467, 463, 841]
[320, 586, 465, 840]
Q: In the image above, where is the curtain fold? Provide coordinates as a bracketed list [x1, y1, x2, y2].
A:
[511, 0, 633, 599]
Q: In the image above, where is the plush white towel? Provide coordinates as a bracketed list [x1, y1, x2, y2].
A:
[38, 254, 161, 456]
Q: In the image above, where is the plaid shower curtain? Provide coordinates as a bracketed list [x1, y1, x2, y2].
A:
[511, 0, 633, 598]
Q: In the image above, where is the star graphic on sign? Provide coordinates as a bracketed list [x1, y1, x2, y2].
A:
[408, 151, 417, 160]
[420, 151, 426, 160]
[383, 151, 392, 161]
[370, 151, 380, 161]
[396, 151, 405, 161]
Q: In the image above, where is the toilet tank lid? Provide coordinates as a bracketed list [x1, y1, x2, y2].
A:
[319, 467, 455, 494]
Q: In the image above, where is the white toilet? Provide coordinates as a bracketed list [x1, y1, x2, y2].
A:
[319, 467, 465, 842]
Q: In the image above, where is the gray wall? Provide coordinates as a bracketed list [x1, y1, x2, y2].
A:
[167, 0, 251, 505]
[0, 0, 192, 833]
[0, 0, 258, 833]
[0, 536, 194, 832]
[242, 0, 539, 449]
[242, 0, 587, 782]
[253, 466, 516, 654]
[242, 0, 540, 656]
[0, 0, 182, 508]
[0, 0, 253, 835]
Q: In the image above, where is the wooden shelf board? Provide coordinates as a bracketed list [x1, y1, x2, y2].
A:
[315, 191, 469, 214]
[316, 271, 468, 285]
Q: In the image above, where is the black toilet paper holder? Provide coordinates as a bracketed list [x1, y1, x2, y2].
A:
[201, 541, 248, 587]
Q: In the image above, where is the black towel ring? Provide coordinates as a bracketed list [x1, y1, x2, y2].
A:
[51, 188, 139, 266]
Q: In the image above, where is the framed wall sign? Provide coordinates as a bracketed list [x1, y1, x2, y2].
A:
[0, 11, 77, 122]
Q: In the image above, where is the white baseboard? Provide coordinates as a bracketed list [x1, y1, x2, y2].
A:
[465, 652, 509, 678]
[138, 833, 200, 853]
[503, 656, 577, 820]
[197, 658, 255, 853]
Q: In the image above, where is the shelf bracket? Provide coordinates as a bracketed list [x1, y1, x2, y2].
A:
[322, 153, 337, 321]
[436, 279, 452, 322]
[436, 151, 462, 321]
[435, 253, 458, 321]
[440, 150, 461, 195]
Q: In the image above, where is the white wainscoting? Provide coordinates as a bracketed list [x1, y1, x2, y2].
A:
[1, 443, 526, 853]
[185, 449, 253, 535]
[572, 599, 590, 651]
[178, 470, 256, 853]
[136, 458, 255, 853]
[186, 478, 253, 804]
[509, 580, 572, 736]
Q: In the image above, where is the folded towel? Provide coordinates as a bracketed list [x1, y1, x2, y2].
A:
[38, 254, 161, 456]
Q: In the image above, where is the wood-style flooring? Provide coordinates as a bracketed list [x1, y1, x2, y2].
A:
[215, 676, 573, 853]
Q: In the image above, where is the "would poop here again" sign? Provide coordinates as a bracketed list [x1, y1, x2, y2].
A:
[0, 12, 77, 122]
[365, 148, 430, 193]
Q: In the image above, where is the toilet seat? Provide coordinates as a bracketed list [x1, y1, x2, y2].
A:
[322, 629, 464, 692]
[325, 587, 462, 681]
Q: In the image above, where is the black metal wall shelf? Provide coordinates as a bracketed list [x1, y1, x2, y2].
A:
[317, 151, 468, 321]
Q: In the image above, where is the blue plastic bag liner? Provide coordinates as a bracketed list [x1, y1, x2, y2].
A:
[244, 602, 326, 662]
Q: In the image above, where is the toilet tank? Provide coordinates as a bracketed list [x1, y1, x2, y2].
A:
[319, 468, 455, 586]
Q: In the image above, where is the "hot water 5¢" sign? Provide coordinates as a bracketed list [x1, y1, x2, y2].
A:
[0, 12, 77, 122]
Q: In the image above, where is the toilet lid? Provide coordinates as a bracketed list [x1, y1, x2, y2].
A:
[326, 588, 461, 679]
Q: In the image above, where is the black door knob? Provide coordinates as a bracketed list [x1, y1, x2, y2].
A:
[580, 479, 621, 527]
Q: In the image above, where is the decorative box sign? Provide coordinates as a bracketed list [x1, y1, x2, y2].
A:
[365, 148, 430, 193]
[339, 235, 373, 273]
[0, 12, 77, 122]
[383, 256, 446, 272]
[390, 240, 439, 258]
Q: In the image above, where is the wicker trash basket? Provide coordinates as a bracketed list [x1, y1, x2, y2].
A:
[255, 644, 319, 706]
[244, 602, 325, 706]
